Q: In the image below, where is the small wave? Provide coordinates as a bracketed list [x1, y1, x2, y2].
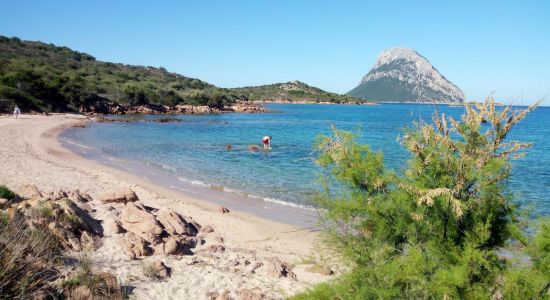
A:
[175, 175, 315, 210]
[144, 161, 178, 173]
[177, 176, 210, 187]
[61, 139, 92, 150]
[178, 177, 315, 211]
[261, 197, 315, 211]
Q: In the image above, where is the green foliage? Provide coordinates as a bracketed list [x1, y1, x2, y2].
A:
[0, 185, 16, 200]
[233, 80, 365, 103]
[529, 219, 550, 276]
[0, 35, 244, 112]
[294, 98, 550, 299]
[0, 36, 365, 113]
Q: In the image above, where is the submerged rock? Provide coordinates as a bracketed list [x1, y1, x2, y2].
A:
[248, 145, 261, 152]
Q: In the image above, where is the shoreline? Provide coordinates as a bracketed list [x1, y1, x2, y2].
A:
[0, 114, 329, 299]
[60, 127, 319, 228]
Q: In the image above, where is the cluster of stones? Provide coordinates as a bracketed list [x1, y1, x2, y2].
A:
[100, 188, 207, 259]
[83, 102, 269, 115]
[2, 184, 103, 252]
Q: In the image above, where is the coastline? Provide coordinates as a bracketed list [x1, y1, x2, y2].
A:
[60, 127, 319, 228]
[0, 114, 329, 299]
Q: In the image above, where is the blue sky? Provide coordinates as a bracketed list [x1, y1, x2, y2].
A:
[0, 0, 548, 105]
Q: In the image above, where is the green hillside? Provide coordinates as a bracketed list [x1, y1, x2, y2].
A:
[0, 36, 364, 113]
[0, 35, 247, 113]
[234, 81, 365, 104]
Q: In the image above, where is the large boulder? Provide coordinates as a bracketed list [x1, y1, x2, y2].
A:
[6, 190, 103, 252]
[265, 257, 297, 280]
[100, 188, 138, 204]
[122, 232, 153, 259]
[120, 202, 163, 237]
[17, 184, 42, 199]
[57, 199, 103, 236]
[200, 225, 214, 234]
[156, 208, 198, 236]
[67, 190, 93, 203]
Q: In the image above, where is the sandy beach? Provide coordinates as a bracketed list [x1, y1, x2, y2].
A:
[0, 114, 331, 299]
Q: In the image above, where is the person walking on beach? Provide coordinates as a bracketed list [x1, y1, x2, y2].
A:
[13, 105, 20, 119]
[262, 135, 272, 150]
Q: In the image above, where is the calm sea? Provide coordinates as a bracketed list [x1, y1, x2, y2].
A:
[61, 104, 550, 217]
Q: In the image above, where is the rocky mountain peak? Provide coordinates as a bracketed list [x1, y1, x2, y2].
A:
[348, 47, 465, 103]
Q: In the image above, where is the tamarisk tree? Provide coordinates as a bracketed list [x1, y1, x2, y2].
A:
[299, 98, 549, 299]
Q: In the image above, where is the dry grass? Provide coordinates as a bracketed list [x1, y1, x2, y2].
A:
[0, 213, 62, 299]
[63, 253, 124, 299]
[141, 260, 159, 280]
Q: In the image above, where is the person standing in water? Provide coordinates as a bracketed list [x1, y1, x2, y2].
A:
[13, 105, 20, 119]
[262, 135, 272, 150]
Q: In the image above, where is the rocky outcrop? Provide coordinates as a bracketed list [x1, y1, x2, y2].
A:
[200, 225, 214, 234]
[226, 103, 270, 113]
[126, 103, 169, 114]
[83, 101, 270, 116]
[115, 196, 205, 259]
[122, 232, 153, 258]
[120, 202, 164, 238]
[5, 187, 103, 252]
[100, 188, 138, 204]
[265, 257, 297, 280]
[156, 208, 200, 236]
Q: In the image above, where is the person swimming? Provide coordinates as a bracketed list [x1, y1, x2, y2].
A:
[262, 135, 272, 150]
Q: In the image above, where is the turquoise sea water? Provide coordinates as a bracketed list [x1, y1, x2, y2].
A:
[61, 104, 550, 216]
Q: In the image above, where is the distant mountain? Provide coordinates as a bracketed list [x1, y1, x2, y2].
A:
[348, 48, 465, 103]
[234, 80, 365, 104]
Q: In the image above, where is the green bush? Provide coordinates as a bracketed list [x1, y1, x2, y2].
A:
[0, 35, 246, 112]
[0, 185, 16, 200]
[294, 98, 550, 299]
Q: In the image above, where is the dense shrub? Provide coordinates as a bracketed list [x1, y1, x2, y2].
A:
[0, 185, 16, 200]
[0, 35, 246, 112]
[294, 98, 550, 299]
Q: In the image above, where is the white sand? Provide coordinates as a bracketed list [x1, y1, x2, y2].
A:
[0, 114, 331, 299]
